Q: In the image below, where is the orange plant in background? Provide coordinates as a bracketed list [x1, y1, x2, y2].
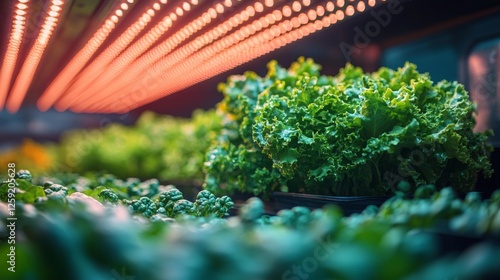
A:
[0, 139, 53, 173]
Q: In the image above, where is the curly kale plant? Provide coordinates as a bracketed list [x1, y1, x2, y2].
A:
[205, 58, 493, 196]
[204, 58, 325, 195]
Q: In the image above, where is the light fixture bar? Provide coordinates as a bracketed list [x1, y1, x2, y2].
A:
[0, 0, 30, 110]
[73, 0, 267, 111]
[36, 0, 136, 111]
[20, 0, 386, 113]
[91, 0, 380, 113]
[55, 0, 168, 110]
[53, 0, 175, 111]
[6, 0, 65, 113]
[63, 0, 243, 112]
[57, 0, 205, 111]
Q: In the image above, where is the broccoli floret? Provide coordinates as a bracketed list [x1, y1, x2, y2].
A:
[194, 190, 234, 218]
[43, 181, 68, 203]
[157, 188, 184, 215]
[158, 188, 184, 204]
[173, 199, 195, 216]
[128, 197, 158, 218]
[15, 170, 32, 182]
[214, 196, 234, 217]
[194, 190, 217, 216]
[98, 189, 119, 203]
[193, 190, 234, 217]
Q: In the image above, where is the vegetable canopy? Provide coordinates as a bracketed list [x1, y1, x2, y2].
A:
[205, 58, 493, 196]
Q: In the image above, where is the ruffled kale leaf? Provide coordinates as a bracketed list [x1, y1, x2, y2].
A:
[204, 58, 493, 196]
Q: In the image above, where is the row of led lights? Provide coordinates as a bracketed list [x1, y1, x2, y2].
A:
[39, 0, 230, 111]
[65, 0, 271, 111]
[55, 0, 226, 111]
[1, 0, 380, 113]
[88, 0, 383, 113]
[89, 0, 311, 112]
[48, 0, 379, 112]
[0, 0, 30, 111]
[53, 0, 199, 108]
[126, 0, 381, 112]
[65, 0, 379, 113]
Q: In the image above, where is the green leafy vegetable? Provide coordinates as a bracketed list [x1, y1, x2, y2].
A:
[98, 188, 119, 203]
[58, 109, 221, 181]
[205, 58, 493, 196]
[2, 179, 500, 280]
[15, 169, 32, 182]
[0, 170, 233, 221]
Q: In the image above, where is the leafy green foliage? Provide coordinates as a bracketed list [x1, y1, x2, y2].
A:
[204, 58, 323, 195]
[15, 169, 32, 182]
[205, 58, 493, 196]
[1, 170, 45, 204]
[123, 188, 235, 219]
[2, 182, 500, 280]
[58, 109, 221, 181]
[98, 188, 119, 203]
[0, 171, 233, 221]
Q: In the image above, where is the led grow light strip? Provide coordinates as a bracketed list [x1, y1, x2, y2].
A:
[30, 0, 383, 113]
[92, 0, 379, 113]
[123, 0, 385, 112]
[0, 0, 29, 110]
[57, 0, 203, 111]
[105, 1, 331, 112]
[111, 0, 381, 113]
[37, 0, 135, 111]
[82, 0, 367, 112]
[5, 0, 65, 113]
[81, 3, 285, 111]
[86, 0, 328, 112]
[71, 0, 272, 111]
[60, 0, 247, 111]
[57, 0, 172, 107]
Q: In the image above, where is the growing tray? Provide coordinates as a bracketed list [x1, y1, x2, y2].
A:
[271, 192, 390, 216]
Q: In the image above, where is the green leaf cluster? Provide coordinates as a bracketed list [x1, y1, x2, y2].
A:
[58, 109, 221, 181]
[205, 58, 493, 196]
[0, 170, 233, 221]
[126, 189, 234, 219]
[2, 181, 500, 280]
[204, 57, 323, 195]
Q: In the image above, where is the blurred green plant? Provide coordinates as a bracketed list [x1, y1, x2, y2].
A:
[1, 171, 500, 280]
[58, 109, 221, 181]
[0, 170, 233, 221]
